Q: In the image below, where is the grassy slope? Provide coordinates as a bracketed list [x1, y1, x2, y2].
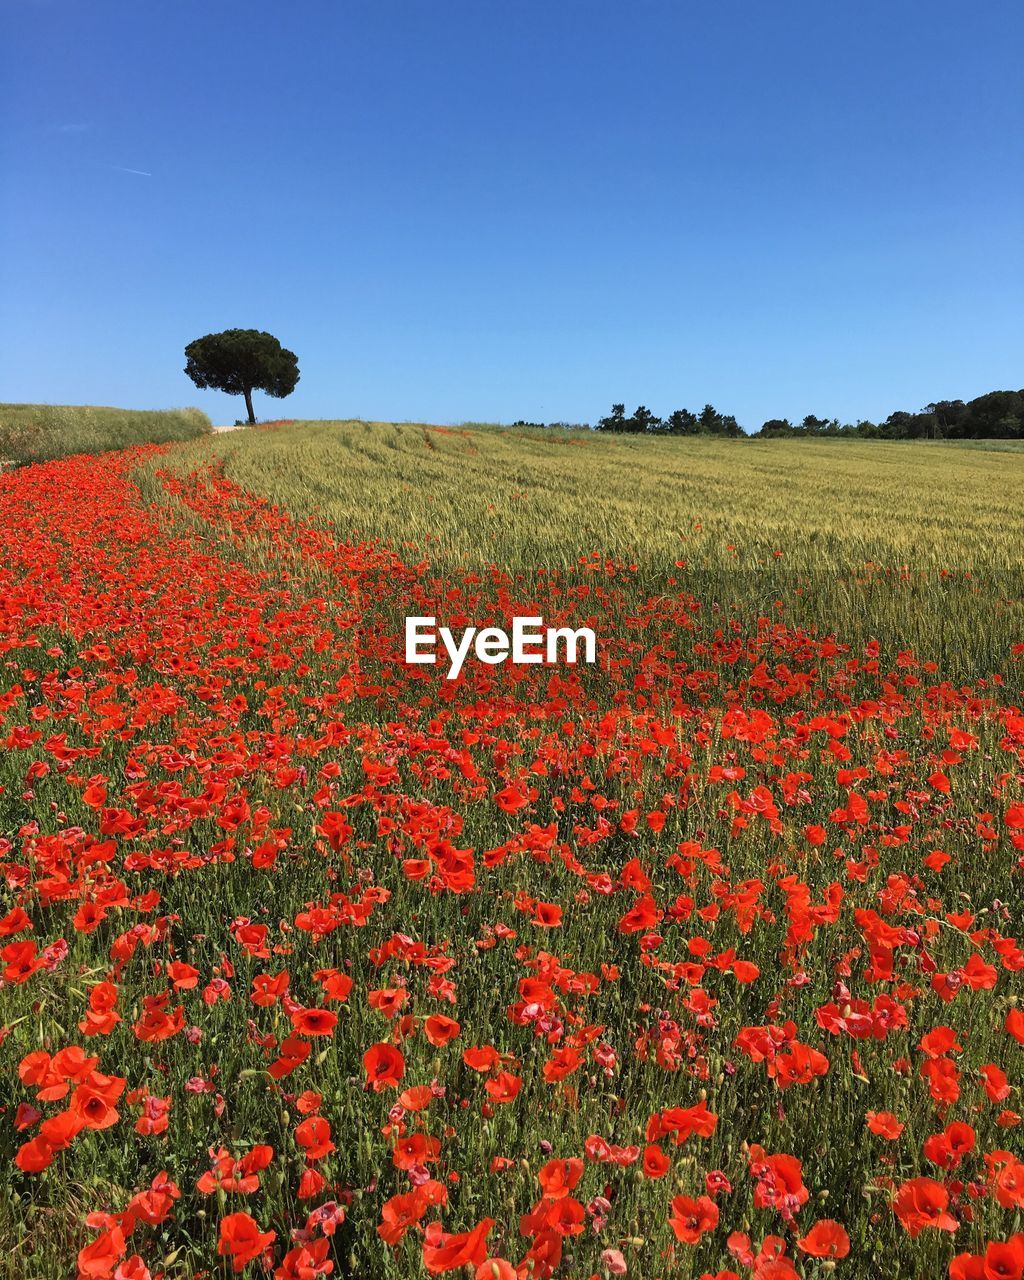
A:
[156, 419, 1024, 683]
[0, 403, 212, 463]
[160, 420, 1024, 568]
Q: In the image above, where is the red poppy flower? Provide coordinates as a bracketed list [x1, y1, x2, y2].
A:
[892, 1177, 958, 1237]
[295, 1115, 335, 1161]
[217, 1212, 276, 1272]
[424, 1014, 461, 1046]
[668, 1193, 719, 1244]
[643, 1144, 670, 1178]
[537, 1158, 583, 1199]
[290, 1007, 338, 1037]
[474, 1261, 516, 1280]
[796, 1219, 851, 1258]
[422, 1218, 494, 1274]
[363, 1042, 405, 1091]
[484, 1071, 522, 1103]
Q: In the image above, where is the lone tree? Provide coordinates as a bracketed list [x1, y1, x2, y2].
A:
[184, 329, 299, 424]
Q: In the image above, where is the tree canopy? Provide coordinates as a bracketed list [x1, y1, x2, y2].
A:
[184, 329, 299, 424]
[595, 402, 743, 437]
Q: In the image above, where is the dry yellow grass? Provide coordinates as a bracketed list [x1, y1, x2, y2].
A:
[152, 420, 1024, 684]
[163, 420, 1024, 571]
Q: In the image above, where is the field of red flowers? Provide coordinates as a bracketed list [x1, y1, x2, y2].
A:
[2, 435, 1023, 1280]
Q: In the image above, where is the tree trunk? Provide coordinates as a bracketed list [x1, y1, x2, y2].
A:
[243, 387, 255, 424]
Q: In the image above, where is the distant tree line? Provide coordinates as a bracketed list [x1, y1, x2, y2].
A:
[508, 389, 1023, 439]
[753, 389, 1024, 440]
[583, 388, 1023, 440]
[595, 403, 744, 436]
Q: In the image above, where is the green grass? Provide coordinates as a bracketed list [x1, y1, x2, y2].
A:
[0, 403, 212, 464]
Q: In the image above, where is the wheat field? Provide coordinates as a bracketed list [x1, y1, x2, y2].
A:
[154, 420, 1024, 684]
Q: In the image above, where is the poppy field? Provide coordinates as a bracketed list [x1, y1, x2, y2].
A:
[2, 420, 1024, 1280]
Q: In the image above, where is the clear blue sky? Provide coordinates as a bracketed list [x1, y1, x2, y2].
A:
[2, 1, 1021, 429]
